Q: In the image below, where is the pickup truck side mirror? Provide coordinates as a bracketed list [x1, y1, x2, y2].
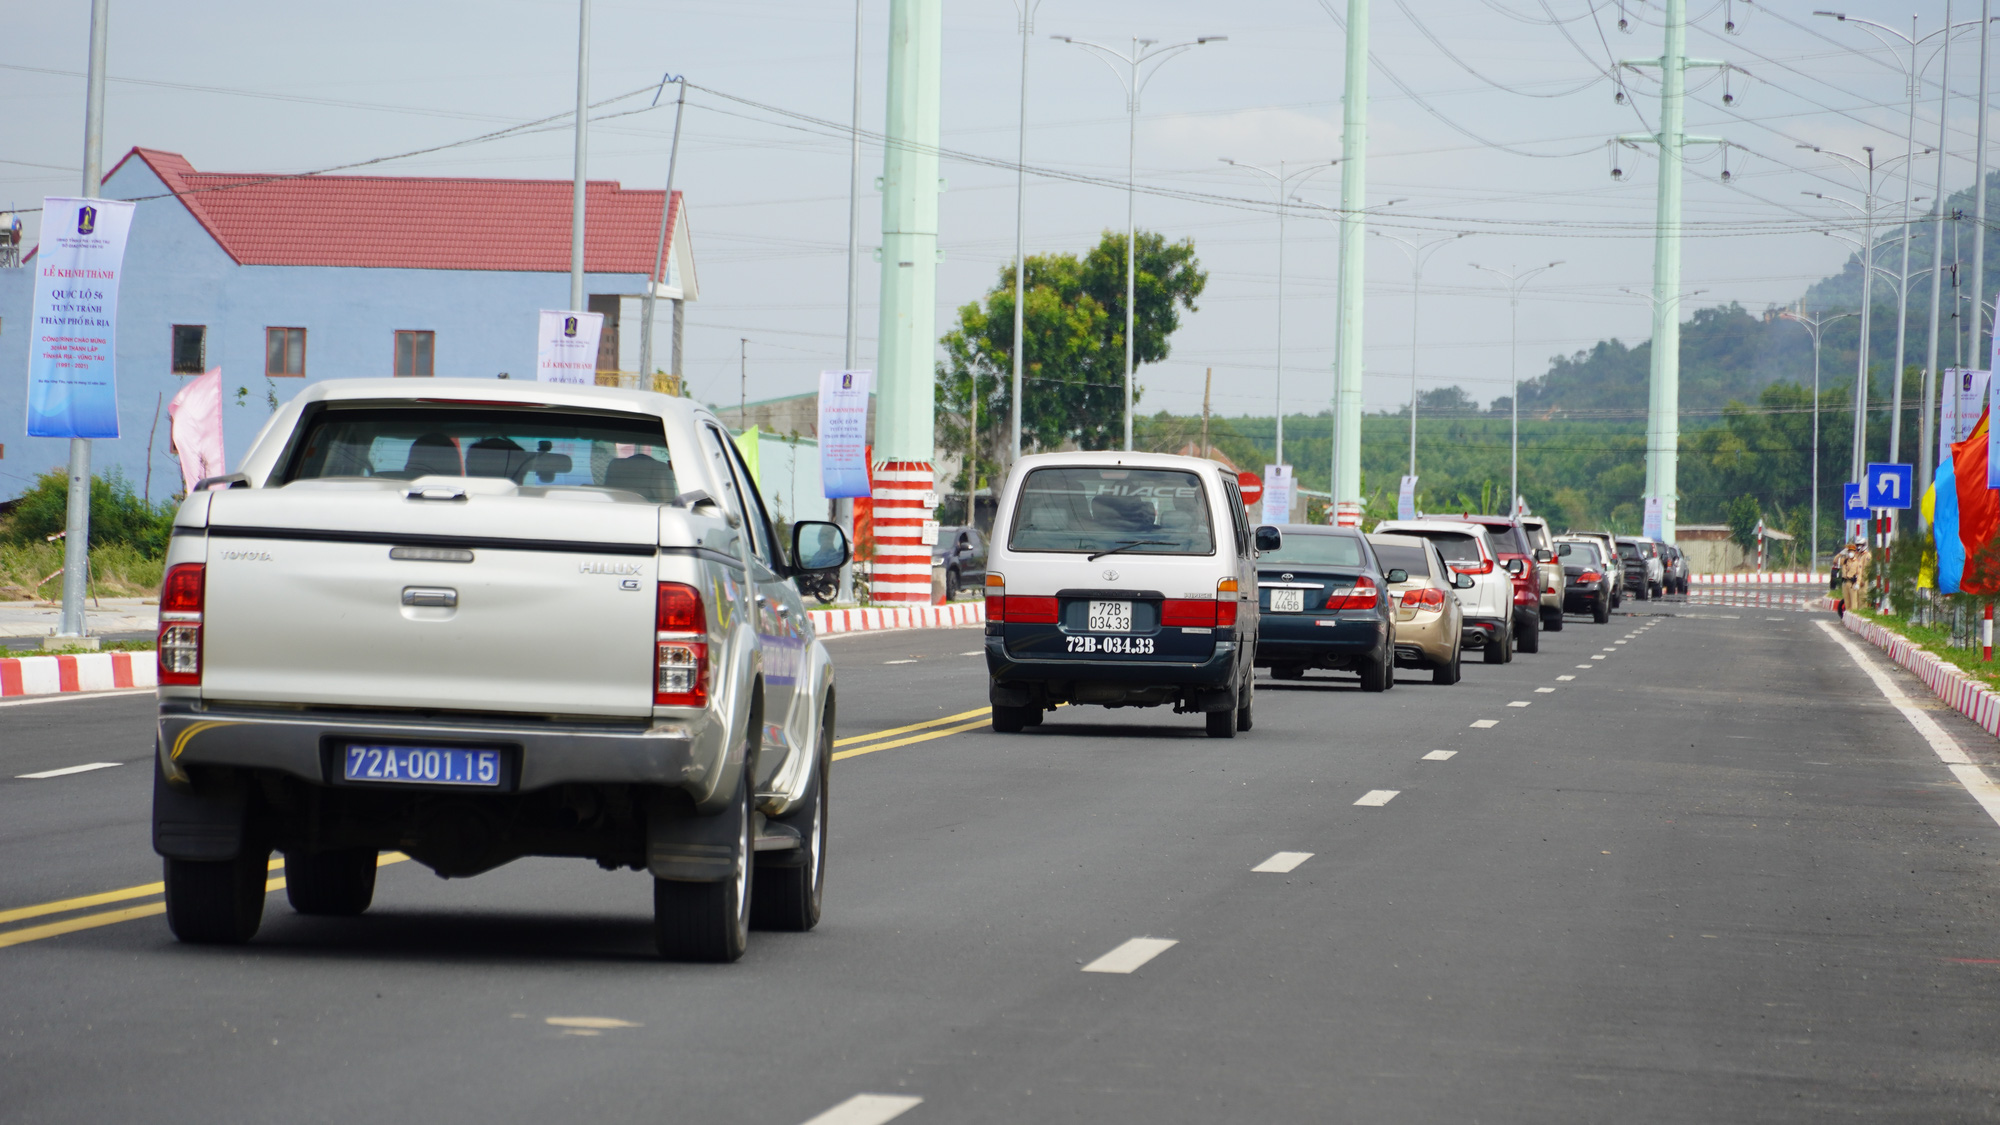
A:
[1254, 525, 1282, 553]
[1533, 548, 1554, 563]
[790, 520, 851, 574]
[1384, 568, 1408, 584]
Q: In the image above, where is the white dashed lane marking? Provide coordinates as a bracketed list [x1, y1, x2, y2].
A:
[1253, 851, 1313, 873]
[1423, 750, 1457, 761]
[1354, 789, 1400, 806]
[1507, 701, 1532, 708]
[1591, 655, 1607, 660]
[799, 1094, 925, 1125]
[1470, 719, 1499, 728]
[883, 660, 918, 665]
[1535, 687, 1556, 693]
[1083, 937, 1179, 974]
[1557, 675, 1575, 681]
[1576, 664, 1593, 669]
[15, 762, 121, 780]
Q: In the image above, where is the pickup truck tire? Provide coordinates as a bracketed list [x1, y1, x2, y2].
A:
[654, 774, 753, 963]
[752, 705, 831, 933]
[1516, 613, 1541, 654]
[991, 704, 1032, 733]
[164, 848, 270, 944]
[284, 848, 377, 916]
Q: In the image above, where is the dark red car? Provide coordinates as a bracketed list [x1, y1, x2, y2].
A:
[1455, 515, 1543, 654]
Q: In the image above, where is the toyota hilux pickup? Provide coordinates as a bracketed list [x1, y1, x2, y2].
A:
[151, 379, 849, 962]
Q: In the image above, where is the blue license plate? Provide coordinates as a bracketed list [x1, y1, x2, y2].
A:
[342, 744, 502, 787]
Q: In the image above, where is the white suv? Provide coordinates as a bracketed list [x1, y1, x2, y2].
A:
[1372, 519, 1514, 664]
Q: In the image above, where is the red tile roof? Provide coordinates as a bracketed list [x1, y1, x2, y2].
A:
[106, 147, 682, 277]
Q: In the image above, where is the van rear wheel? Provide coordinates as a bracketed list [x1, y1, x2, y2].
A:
[991, 704, 1031, 733]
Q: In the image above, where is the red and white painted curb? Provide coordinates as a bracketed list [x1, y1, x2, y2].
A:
[0, 652, 157, 699]
[807, 600, 986, 635]
[1691, 571, 1817, 585]
[1842, 614, 2000, 740]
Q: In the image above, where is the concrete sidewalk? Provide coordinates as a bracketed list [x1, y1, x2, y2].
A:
[0, 598, 158, 641]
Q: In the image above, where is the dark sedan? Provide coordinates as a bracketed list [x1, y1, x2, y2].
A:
[1252, 524, 1401, 692]
[1555, 537, 1614, 624]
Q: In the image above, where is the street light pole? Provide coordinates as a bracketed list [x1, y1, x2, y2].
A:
[1780, 306, 1855, 572]
[638, 76, 686, 393]
[1221, 158, 1337, 468]
[1471, 262, 1562, 517]
[1008, 0, 1044, 464]
[57, 0, 110, 644]
[1373, 229, 1467, 479]
[838, 0, 864, 604]
[569, 0, 590, 314]
[1053, 32, 1226, 451]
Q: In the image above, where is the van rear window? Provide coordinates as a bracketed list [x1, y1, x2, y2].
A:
[1008, 467, 1215, 557]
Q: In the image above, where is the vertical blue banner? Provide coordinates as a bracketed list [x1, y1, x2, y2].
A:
[26, 197, 135, 439]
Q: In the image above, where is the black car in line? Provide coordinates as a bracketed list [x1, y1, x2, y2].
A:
[1252, 524, 1402, 692]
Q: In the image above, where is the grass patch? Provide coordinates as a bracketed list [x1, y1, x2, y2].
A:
[1851, 606, 2000, 692]
[0, 541, 164, 601]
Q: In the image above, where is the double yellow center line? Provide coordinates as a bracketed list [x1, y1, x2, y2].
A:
[2, 705, 997, 950]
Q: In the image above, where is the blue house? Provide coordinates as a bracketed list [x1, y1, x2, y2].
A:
[0, 147, 698, 502]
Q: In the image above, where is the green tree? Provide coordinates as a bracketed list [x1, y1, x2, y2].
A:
[1725, 494, 1762, 551]
[937, 229, 1207, 467]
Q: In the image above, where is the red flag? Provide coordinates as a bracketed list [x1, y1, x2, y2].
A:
[1955, 409, 2000, 595]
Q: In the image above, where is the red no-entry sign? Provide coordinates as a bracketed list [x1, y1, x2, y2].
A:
[1237, 470, 1263, 507]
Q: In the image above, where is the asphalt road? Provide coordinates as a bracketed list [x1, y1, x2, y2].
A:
[7, 597, 2000, 1123]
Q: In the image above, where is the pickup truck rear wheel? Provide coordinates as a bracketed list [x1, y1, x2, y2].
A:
[284, 848, 377, 916]
[654, 775, 752, 962]
[752, 705, 831, 933]
[164, 847, 270, 944]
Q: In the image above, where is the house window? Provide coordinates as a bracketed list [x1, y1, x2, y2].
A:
[395, 330, 435, 377]
[171, 325, 207, 374]
[266, 327, 306, 376]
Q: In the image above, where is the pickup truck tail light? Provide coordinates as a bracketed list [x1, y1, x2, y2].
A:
[655, 582, 709, 706]
[1400, 586, 1446, 608]
[158, 563, 205, 686]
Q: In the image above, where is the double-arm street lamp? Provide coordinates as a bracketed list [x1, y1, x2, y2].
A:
[1219, 158, 1338, 468]
[1778, 305, 1856, 573]
[1471, 261, 1563, 517]
[1053, 32, 1226, 451]
[1374, 229, 1469, 480]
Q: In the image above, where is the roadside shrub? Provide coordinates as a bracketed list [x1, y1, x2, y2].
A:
[1, 470, 175, 557]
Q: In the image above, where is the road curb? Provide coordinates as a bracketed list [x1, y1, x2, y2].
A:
[0, 652, 158, 699]
[807, 601, 985, 635]
[1842, 614, 2000, 740]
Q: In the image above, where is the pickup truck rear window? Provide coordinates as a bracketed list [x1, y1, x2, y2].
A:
[279, 405, 679, 502]
[1008, 467, 1215, 557]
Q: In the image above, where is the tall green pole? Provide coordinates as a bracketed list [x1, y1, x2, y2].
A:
[1331, 0, 1368, 527]
[1643, 0, 1687, 543]
[872, 0, 942, 603]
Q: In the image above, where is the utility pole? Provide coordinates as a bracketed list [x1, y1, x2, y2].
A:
[1618, 0, 1727, 543]
[1972, 0, 1993, 376]
[839, 0, 864, 604]
[1008, 0, 1045, 464]
[1221, 158, 1337, 468]
[1054, 32, 1225, 452]
[1920, 0, 1956, 537]
[1374, 229, 1467, 479]
[1331, 0, 1369, 527]
[1780, 306, 1854, 572]
[873, 0, 944, 604]
[739, 338, 748, 420]
[569, 0, 590, 313]
[1201, 367, 1213, 460]
[638, 75, 686, 393]
[56, 0, 110, 646]
[1472, 262, 1563, 517]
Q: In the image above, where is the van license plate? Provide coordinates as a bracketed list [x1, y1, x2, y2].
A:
[1087, 600, 1132, 632]
[1269, 589, 1305, 613]
[343, 745, 502, 787]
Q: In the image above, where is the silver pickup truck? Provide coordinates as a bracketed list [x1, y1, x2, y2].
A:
[151, 379, 849, 962]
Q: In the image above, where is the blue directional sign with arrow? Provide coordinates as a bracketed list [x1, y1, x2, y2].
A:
[1843, 482, 1870, 521]
[1865, 462, 1914, 510]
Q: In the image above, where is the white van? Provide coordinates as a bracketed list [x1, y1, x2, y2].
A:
[982, 452, 1271, 738]
[1371, 518, 1515, 664]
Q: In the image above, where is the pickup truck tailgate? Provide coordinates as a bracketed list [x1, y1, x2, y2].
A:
[198, 483, 660, 717]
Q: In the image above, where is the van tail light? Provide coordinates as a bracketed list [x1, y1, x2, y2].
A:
[1162, 599, 1217, 627]
[993, 594, 1057, 624]
[1216, 577, 1239, 628]
[656, 582, 709, 706]
[985, 573, 1006, 621]
[1449, 558, 1495, 576]
[158, 563, 206, 686]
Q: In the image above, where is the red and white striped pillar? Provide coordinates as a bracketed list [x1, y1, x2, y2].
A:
[869, 460, 934, 603]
